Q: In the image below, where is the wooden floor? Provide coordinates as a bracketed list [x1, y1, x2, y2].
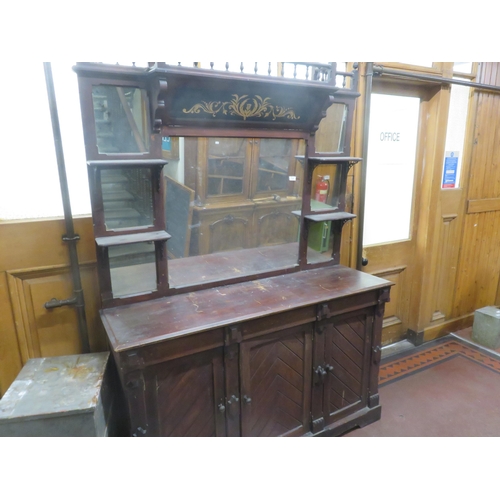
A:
[344, 328, 500, 437]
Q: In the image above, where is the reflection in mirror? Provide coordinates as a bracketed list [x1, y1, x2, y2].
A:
[310, 163, 342, 212]
[109, 242, 157, 297]
[165, 137, 305, 288]
[314, 103, 347, 154]
[101, 167, 154, 231]
[207, 138, 246, 196]
[92, 85, 150, 154]
[306, 221, 335, 265]
[257, 139, 294, 193]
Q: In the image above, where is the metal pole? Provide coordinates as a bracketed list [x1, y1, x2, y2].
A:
[43, 62, 90, 353]
[373, 65, 500, 93]
[356, 63, 373, 270]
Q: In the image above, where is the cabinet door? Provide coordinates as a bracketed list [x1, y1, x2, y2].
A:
[253, 202, 301, 247]
[240, 324, 313, 437]
[312, 310, 373, 432]
[251, 138, 302, 199]
[200, 137, 252, 203]
[143, 348, 226, 437]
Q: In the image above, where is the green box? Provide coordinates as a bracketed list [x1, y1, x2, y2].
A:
[308, 221, 331, 252]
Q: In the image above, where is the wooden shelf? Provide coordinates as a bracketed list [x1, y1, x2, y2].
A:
[96, 230, 171, 247]
[303, 211, 356, 223]
[295, 156, 362, 164]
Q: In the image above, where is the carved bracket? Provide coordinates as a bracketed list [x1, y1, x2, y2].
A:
[316, 302, 331, 321]
[225, 325, 242, 346]
[151, 79, 168, 134]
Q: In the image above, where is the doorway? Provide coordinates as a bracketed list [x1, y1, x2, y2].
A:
[361, 82, 434, 346]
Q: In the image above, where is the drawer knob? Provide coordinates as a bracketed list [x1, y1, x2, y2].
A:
[243, 395, 252, 405]
[218, 403, 226, 413]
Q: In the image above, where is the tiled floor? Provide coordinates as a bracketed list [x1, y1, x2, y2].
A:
[344, 329, 500, 437]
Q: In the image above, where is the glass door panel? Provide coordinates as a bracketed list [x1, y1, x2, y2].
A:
[207, 138, 246, 196]
[363, 94, 420, 246]
[256, 138, 293, 193]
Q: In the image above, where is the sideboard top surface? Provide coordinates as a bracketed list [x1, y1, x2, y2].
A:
[101, 266, 392, 353]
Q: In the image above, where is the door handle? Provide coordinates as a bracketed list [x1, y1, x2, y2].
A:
[314, 365, 327, 384]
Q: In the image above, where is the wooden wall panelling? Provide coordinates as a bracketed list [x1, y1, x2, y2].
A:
[372, 266, 406, 345]
[453, 63, 500, 319]
[474, 211, 500, 308]
[467, 64, 500, 200]
[407, 84, 449, 336]
[423, 104, 476, 339]
[430, 212, 458, 323]
[0, 217, 101, 397]
[6, 263, 106, 363]
[468, 198, 500, 214]
[0, 272, 23, 397]
[453, 213, 481, 316]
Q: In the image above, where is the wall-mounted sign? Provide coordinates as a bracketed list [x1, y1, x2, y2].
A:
[442, 151, 459, 189]
[162, 136, 172, 152]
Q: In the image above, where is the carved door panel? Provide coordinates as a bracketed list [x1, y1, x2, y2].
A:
[193, 205, 253, 255]
[254, 204, 301, 247]
[208, 214, 250, 253]
[143, 348, 226, 437]
[311, 310, 373, 433]
[239, 324, 313, 437]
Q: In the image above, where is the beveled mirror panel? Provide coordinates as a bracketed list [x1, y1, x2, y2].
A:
[92, 85, 150, 154]
[306, 222, 335, 265]
[101, 167, 154, 231]
[314, 103, 348, 154]
[109, 242, 157, 298]
[310, 163, 342, 212]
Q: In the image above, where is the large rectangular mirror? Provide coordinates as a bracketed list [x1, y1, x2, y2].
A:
[164, 136, 305, 288]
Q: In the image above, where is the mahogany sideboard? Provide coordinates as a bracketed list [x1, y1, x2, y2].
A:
[101, 265, 391, 437]
[74, 62, 392, 437]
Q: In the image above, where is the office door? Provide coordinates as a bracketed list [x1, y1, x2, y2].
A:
[362, 88, 425, 345]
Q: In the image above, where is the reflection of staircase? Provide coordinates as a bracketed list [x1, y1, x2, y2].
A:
[101, 171, 143, 230]
[108, 242, 156, 268]
[101, 169, 156, 268]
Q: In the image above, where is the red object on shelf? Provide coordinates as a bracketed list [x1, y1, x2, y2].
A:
[315, 176, 328, 203]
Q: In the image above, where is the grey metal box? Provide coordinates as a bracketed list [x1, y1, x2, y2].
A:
[0, 352, 117, 437]
[472, 306, 500, 350]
